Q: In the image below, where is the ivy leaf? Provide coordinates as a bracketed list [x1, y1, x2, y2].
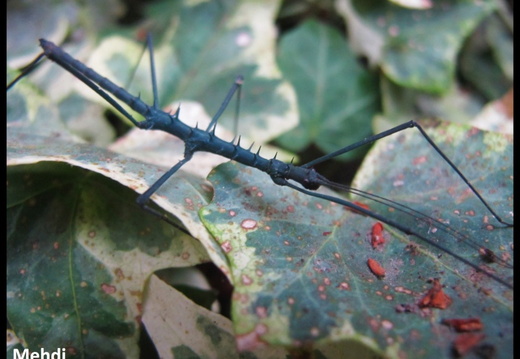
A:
[142, 275, 289, 358]
[84, 0, 296, 144]
[459, 14, 513, 101]
[200, 121, 513, 358]
[276, 20, 379, 159]
[338, 0, 496, 94]
[7, 130, 216, 358]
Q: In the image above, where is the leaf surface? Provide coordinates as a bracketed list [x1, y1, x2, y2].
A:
[83, 0, 295, 143]
[200, 121, 513, 358]
[338, 0, 496, 94]
[142, 275, 289, 359]
[7, 131, 215, 358]
[276, 20, 379, 158]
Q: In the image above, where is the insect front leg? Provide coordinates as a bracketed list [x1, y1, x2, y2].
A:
[136, 154, 193, 233]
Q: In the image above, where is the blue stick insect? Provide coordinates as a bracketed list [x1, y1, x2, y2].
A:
[7, 36, 513, 290]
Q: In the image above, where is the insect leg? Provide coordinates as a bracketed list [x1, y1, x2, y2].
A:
[145, 33, 160, 109]
[281, 179, 513, 290]
[136, 154, 193, 234]
[303, 120, 513, 227]
[231, 77, 242, 137]
[413, 123, 513, 227]
[206, 76, 244, 133]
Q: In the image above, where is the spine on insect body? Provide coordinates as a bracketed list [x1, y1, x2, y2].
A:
[38, 40, 324, 193]
[181, 127, 323, 190]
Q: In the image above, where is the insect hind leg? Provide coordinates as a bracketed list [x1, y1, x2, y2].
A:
[302, 120, 513, 227]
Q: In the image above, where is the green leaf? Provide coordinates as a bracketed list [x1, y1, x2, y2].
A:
[338, 0, 496, 94]
[485, 14, 513, 81]
[459, 14, 512, 101]
[143, 275, 236, 358]
[276, 20, 379, 159]
[7, 132, 214, 358]
[142, 275, 289, 358]
[373, 77, 484, 134]
[6, 68, 77, 141]
[7, 1, 76, 63]
[7, 0, 512, 357]
[83, 0, 296, 144]
[200, 121, 513, 358]
[7, 0, 127, 106]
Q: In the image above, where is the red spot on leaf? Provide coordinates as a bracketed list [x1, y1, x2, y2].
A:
[441, 318, 483, 332]
[354, 201, 370, 210]
[371, 222, 385, 249]
[418, 279, 452, 309]
[241, 274, 253, 285]
[412, 155, 428, 165]
[337, 282, 350, 290]
[241, 219, 257, 230]
[367, 258, 386, 278]
[236, 324, 268, 352]
[452, 333, 486, 357]
[346, 201, 371, 215]
[101, 283, 117, 294]
[221, 241, 232, 253]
